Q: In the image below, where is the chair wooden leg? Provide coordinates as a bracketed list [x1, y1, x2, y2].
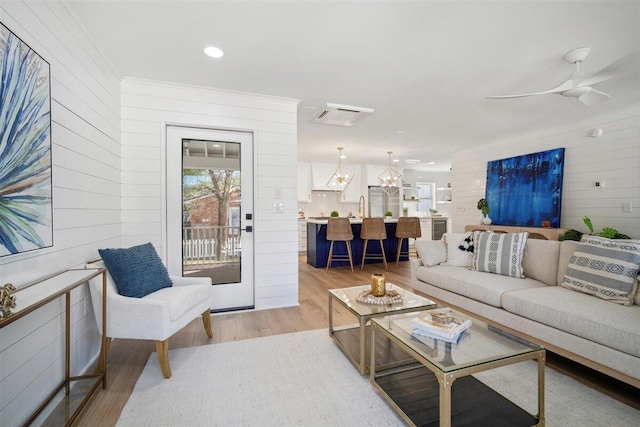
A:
[202, 310, 213, 339]
[156, 339, 172, 379]
[396, 237, 403, 266]
[361, 240, 369, 270]
[346, 241, 354, 272]
[326, 241, 335, 271]
[379, 240, 388, 270]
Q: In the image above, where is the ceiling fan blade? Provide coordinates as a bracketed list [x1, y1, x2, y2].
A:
[578, 88, 611, 106]
[579, 50, 640, 87]
[486, 79, 573, 100]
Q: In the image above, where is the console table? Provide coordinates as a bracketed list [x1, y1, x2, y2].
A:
[0, 268, 107, 426]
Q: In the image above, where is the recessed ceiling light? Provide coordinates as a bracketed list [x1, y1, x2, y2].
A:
[204, 46, 224, 58]
[340, 155, 347, 159]
[427, 161, 436, 165]
[393, 159, 400, 163]
[397, 130, 406, 134]
[404, 159, 421, 164]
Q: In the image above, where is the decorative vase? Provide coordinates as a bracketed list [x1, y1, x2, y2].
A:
[371, 273, 386, 297]
[479, 214, 485, 225]
[482, 215, 492, 225]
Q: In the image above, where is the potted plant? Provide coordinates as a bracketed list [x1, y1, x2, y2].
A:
[477, 198, 491, 225]
[402, 207, 408, 217]
[384, 211, 393, 218]
[330, 210, 339, 218]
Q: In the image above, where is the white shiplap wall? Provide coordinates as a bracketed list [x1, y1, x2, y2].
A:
[120, 78, 299, 310]
[451, 105, 640, 238]
[0, 2, 121, 425]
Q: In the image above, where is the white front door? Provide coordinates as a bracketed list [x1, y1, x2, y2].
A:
[166, 126, 254, 311]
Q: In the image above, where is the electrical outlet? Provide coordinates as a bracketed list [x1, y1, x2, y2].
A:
[593, 181, 605, 189]
[455, 205, 465, 212]
[622, 201, 632, 213]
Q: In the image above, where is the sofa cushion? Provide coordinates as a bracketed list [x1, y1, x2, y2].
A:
[562, 236, 640, 305]
[472, 231, 529, 278]
[502, 286, 640, 358]
[442, 233, 473, 267]
[522, 239, 560, 286]
[414, 240, 447, 267]
[99, 242, 173, 298]
[416, 265, 546, 307]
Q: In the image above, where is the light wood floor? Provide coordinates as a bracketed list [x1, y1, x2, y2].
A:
[68, 256, 638, 426]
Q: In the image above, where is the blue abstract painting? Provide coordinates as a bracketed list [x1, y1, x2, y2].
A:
[0, 22, 52, 257]
[485, 148, 565, 228]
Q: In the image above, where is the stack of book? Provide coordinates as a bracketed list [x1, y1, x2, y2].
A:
[410, 308, 472, 344]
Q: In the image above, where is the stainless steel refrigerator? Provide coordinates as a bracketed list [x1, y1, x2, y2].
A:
[368, 186, 400, 217]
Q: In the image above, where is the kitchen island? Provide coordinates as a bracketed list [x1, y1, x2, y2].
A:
[306, 218, 408, 268]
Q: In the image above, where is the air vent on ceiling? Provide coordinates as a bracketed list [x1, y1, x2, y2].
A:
[311, 103, 374, 127]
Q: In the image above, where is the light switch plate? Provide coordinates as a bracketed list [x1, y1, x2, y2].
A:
[622, 201, 632, 212]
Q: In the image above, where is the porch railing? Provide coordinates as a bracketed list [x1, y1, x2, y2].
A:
[183, 226, 240, 268]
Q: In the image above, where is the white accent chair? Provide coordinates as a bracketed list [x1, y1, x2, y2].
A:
[88, 261, 213, 378]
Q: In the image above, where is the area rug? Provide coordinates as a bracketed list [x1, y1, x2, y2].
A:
[117, 329, 639, 426]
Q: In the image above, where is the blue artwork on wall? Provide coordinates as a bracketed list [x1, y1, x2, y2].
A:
[485, 148, 565, 228]
[0, 22, 52, 257]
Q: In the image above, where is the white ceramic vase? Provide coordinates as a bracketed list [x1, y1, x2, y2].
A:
[482, 215, 492, 225]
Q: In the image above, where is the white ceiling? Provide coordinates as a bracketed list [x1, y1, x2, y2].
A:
[65, 0, 640, 171]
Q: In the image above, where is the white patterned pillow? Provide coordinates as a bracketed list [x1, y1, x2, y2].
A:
[562, 235, 640, 305]
[441, 232, 474, 267]
[472, 231, 529, 278]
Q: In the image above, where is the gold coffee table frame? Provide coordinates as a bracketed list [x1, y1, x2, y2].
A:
[370, 310, 546, 427]
[328, 284, 436, 375]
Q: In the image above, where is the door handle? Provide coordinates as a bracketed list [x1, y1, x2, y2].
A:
[241, 226, 253, 232]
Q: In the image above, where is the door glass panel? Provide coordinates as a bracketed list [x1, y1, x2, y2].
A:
[181, 139, 240, 285]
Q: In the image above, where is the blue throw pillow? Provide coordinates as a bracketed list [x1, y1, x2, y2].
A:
[99, 243, 172, 298]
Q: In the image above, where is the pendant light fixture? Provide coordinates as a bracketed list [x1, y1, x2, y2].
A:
[378, 151, 403, 195]
[327, 147, 354, 192]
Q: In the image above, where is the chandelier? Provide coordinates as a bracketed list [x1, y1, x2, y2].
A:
[327, 147, 354, 192]
[378, 151, 403, 195]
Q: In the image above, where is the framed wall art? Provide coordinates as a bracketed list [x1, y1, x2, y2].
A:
[485, 148, 565, 228]
[0, 22, 53, 257]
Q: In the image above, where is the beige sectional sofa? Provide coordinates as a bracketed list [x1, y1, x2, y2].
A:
[410, 237, 640, 387]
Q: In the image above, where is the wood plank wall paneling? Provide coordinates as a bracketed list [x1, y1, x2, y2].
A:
[451, 105, 640, 238]
[0, 2, 121, 425]
[120, 78, 300, 313]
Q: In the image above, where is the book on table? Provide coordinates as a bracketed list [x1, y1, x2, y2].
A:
[410, 308, 472, 342]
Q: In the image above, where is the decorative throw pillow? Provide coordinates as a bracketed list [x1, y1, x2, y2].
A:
[441, 233, 474, 267]
[562, 235, 640, 305]
[472, 231, 529, 278]
[99, 242, 173, 298]
[414, 240, 447, 267]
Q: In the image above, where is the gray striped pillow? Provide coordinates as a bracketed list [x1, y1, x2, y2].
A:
[472, 231, 529, 278]
[562, 236, 640, 305]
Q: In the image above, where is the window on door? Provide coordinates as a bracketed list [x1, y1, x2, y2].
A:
[182, 139, 241, 285]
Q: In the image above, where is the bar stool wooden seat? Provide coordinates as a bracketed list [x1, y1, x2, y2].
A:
[360, 217, 388, 270]
[326, 217, 354, 272]
[395, 216, 422, 265]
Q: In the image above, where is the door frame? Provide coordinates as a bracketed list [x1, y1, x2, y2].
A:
[160, 122, 257, 310]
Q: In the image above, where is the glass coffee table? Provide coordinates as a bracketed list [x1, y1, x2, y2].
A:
[328, 284, 436, 375]
[370, 309, 545, 427]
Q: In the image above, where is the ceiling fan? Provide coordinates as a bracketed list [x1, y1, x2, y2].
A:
[487, 48, 640, 106]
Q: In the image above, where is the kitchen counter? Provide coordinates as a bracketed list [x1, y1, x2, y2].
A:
[305, 218, 399, 225]
[306, 219, 407, 268]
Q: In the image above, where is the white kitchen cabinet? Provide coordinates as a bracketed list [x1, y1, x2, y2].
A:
[311, 163, 336, 190]
[418, 218, 432, 241]
[298, 220, 307, 252]
[340, 165, 362, 203]
[298, 163, 312, 202]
